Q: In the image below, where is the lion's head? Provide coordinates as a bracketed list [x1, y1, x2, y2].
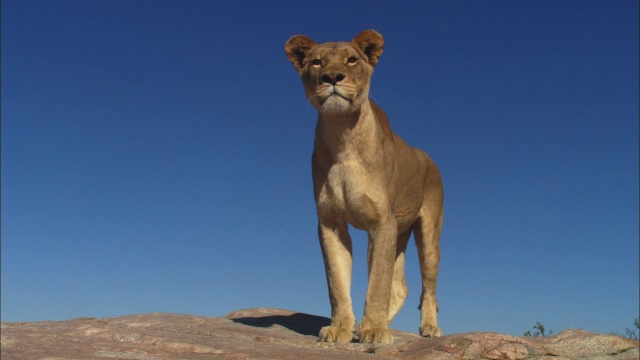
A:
[285, 30, 384, 115]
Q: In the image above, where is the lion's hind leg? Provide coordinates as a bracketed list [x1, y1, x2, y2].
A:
[387, 228, 411, 323]
[414, 205, 443, 337]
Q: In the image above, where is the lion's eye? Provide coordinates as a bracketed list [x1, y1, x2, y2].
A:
[347, 56, 358, 65]
[310, 59, 322, 67]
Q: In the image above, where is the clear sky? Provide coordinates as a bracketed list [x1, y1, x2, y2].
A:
[2, 0, 638, 337]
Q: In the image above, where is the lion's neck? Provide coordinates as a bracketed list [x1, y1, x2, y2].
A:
[314, 100, 387, 164]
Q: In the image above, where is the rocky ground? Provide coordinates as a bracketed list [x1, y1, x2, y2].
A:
[2, 308, 638, 359]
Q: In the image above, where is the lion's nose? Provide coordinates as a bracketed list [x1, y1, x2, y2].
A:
[321, 72, 345, 85]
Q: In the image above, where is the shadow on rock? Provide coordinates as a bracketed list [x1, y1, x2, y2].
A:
[230, 312, 330, 337]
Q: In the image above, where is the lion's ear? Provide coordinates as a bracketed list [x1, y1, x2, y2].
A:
[285, 35, 317, 72]
[352, 30, 384, 67]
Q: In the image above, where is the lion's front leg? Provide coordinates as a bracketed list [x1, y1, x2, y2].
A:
[317, 221, 356, 343]
[359, 223, 397, 344]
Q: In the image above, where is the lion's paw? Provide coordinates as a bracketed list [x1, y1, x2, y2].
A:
[359, 328, 394, 344]
[319, 325, 353, 343]
[419, 323, 442, 338]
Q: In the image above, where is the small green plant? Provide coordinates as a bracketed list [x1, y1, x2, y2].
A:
[623, 317, 639, 340]
[524, 322, 553, 337]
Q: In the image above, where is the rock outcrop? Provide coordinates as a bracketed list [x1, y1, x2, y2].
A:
[2, 308, 638, 359]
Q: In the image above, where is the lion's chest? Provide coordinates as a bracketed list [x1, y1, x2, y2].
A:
[316, 161, 386, 230]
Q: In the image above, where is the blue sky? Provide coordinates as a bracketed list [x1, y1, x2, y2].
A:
[1, 0, 638, 337]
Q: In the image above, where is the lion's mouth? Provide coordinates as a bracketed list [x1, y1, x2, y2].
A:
[320, 88, 352, 105]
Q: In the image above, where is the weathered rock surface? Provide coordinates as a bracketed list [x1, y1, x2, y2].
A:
[1, 308, 638, 359]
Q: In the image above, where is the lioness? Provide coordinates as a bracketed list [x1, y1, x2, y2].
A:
[285, 30, 444, 344]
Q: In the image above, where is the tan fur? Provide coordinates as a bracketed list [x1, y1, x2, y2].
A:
[285, 30, 444, 344]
